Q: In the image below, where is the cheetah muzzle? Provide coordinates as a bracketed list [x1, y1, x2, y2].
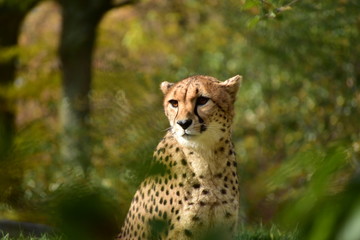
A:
[117, 75, 242, 240]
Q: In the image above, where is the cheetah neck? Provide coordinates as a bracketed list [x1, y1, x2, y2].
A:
[180, 136, 234, 179]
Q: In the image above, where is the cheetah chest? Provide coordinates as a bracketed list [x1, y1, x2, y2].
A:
[161, 142, 239, 238]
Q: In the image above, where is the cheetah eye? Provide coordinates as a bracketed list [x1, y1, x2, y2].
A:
[196, 96, 209, 106]
[169, 99, 178, 108]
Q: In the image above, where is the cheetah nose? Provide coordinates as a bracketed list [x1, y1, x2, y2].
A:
[177, 119, 193, 130]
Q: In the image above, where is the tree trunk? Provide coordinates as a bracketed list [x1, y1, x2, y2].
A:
[58, 0, 110, 175]
[0, 3, 37, 205]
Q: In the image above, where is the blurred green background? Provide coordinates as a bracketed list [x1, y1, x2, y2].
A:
[0, 0, 359, 239]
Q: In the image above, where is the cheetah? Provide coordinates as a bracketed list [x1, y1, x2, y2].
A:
[117, 75, 242, 240]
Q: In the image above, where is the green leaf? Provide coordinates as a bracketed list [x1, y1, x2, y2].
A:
[246, 15, 261, 28]
[242, 0, 260, 10]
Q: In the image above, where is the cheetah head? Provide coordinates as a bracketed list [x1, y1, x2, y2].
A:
[160, 75, 242, 148]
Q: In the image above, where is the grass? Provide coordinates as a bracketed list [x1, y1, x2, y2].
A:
[0, 226, 298, 240]
[0, 234, 62, 240]
[237, 226, 298, 240]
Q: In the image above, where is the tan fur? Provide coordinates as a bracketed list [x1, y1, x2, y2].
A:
[117, 75, 242, 240]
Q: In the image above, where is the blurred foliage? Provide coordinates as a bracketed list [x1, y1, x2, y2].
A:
[48, 181, 121, 240]
[0, 0, 359, 239]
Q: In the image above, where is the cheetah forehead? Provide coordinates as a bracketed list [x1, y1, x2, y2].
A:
[162, 75, 241, 106]
[173, 76, 216, 97]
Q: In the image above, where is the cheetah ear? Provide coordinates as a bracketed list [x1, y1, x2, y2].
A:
[220, 75, 242, 101]
[160, 81, 174, 95]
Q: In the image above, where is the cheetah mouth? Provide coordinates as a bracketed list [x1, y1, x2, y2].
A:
[182, 133, 196, 137]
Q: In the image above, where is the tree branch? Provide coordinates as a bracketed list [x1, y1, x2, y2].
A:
[262, 0, 301, 18]
[274, 0, 301, 14]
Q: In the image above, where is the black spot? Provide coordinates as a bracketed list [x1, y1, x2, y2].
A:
[224, 176, 228, 181]
[157, 148, 165, 154]
[176, 147, 180, 152]
[177, 216, 181, 221]
[182, 173, 187, 178]
[181, 159, 187, 166]
[199, 175, 204, 179]
[161, 186, 164, 191]
[192, 216, 200, 221]
[202, 190, 209, 195]
[184, 229, 193, 237]
[176, 191, 180, 196]
[226, 161, 231, 166]
[199, 201, 206, 206]
[189, 152, 194, 155]
[179, 183, 184, 187]
[221, 189, 227, 194]
[225, 212, 232, 218]
[221, 128, 226, 132]
[233, 161, 238, 167]
[193, 183, 201, 189]
[219, 147, 225, 152]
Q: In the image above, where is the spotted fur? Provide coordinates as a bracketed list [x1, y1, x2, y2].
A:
[117, 75, 242, 240]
